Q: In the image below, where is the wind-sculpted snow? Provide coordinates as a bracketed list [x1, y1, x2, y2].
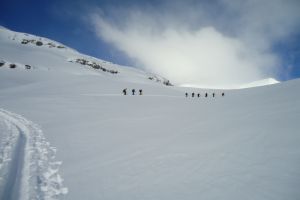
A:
[0, 109, 68, 200]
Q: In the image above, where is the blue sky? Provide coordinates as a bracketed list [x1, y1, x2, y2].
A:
[1, 0, 300, 85]
[0, 0, 134, 65]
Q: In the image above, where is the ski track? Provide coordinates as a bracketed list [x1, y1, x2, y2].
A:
[0, 109, 68, 200]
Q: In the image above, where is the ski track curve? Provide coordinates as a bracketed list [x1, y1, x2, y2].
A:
[0, 109, 68, 200]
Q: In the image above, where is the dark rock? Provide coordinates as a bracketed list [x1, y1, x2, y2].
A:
[0, 61, 5, 67]
[36, 41, 43, 46]
[92, 64, 100, 69]
[25, 64, 31, 69]
[163, 80, 173, 86]
[76, 59, 87, 65]
[110, 70, 118, 74]
[74, 58, 118, 74]
[9, 64, 16, 68]
[47, 43, 56, 48]
[21, 39, 30, 44]
[148, 76, 172, 86]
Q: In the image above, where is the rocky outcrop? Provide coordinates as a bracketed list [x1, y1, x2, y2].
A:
[21, 39, 65, 49]
[70, 58, 118, 74]
[148, 76, 173, 86]
[0, 59, 33, 70]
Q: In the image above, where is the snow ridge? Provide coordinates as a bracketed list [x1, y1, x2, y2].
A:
[0, 109, 68, 200]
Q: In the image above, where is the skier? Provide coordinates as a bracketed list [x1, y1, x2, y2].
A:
[132, 89, 136, 95]
[192, 92, 195, 97]
[205, 93, 208, 97]
[139, 89, 143, 95]
[197, 93, 200, 98]
[185, 92, 188, 97]
[122, 88, 127, 95]
[212, 93, 215, 97]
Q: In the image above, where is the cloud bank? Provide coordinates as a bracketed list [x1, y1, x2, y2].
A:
[90, 0, 300, 88]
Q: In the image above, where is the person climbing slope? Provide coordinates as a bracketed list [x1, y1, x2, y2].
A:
[122, 88, 127, 95]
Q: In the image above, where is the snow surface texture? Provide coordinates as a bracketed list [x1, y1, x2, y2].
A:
[0, 26, 300, 200]
[180, 78, 280, 89]
[0, 109, 68, 200]
[239, 78, 280, 89]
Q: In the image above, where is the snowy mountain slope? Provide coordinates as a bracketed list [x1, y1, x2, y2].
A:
[0, 26, 172, 86]
[239, 78, 280, 88]
[0, 26, 300, 200]
[180, 77, 280, 89]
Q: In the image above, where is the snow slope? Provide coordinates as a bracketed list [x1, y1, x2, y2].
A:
[180, 78, 280, 89]
[239, 78, 280, 88]
[0, 109, 67, 200]
[0, 26, 300, 200]
[0, 26, 172, 87]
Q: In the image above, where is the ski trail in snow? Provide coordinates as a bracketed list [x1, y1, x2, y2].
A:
[2, 126, 26, 200]
[0, 109, 68, 200]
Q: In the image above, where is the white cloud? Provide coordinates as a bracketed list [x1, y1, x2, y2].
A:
[89, 0, 300, 88]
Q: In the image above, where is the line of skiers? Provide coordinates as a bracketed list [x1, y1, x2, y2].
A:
[185, 92, 225, 98]
[122, 88, 143, 95]
[121, 88, 224, 97]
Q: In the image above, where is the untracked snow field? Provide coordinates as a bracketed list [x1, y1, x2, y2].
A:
[1, 26, 300, 200]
